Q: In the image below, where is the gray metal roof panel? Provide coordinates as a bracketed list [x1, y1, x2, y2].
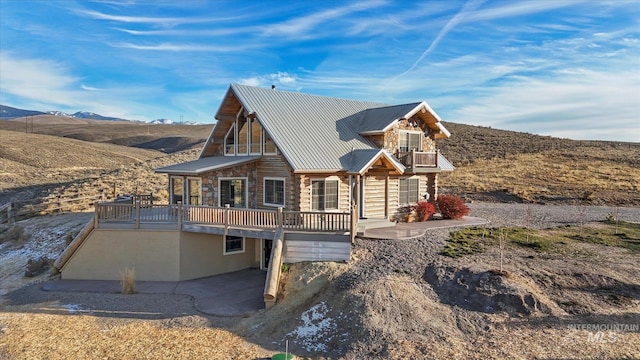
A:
[438, 152, 455, 171]
[156, 156, 261, 175]
[346, 149, 405, 174]
[231, 84, 389, 172]
[357, 103, 422, 133]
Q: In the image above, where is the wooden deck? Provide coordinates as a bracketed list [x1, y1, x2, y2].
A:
[95, 202, 356, 240]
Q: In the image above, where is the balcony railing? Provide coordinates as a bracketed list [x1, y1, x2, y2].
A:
[396, 150, 438, 168]
[95, 202, 355, 234]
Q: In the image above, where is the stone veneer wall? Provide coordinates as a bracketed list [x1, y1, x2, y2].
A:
[201, 162, 258, 207]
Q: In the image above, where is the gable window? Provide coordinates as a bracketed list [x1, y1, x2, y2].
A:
[237, 117, 248, 154]
[219, 178, 247, 208]
[264, 131, 277, 154]
[311, 179, 339, 211]
[224, 124, 235, 155]
[399, 131, 422, 152]
[264, 178, 285, 207]
[399, 178, 420, 205]
[249, 118, 262, 154]
[224, 235, 245, 255]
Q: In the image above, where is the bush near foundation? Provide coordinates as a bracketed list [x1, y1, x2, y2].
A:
[413, 201, 436, 222]
[437, 195, 470, 220]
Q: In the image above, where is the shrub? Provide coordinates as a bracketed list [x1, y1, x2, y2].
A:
[437, 195, 470, 220]
[120, 267, 137, 294]
[25, 256, 53, 277]
[413, 201, 436, 222]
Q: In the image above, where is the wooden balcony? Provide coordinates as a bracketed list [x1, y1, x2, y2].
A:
[396, 150, 439, 170]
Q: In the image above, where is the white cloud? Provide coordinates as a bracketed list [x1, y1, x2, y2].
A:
[450, 67, 640, 142]
[239, 72, 298, 89]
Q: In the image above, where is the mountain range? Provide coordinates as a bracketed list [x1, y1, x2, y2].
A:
[0, 104, 198, 125]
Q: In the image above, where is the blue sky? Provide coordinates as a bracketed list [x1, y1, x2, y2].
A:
[1, 0, 638, 142]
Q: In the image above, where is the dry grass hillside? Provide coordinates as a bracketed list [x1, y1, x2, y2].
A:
[439, 122, 640, 206]
[0, 115, 212, 153]
[0, 129, 201, 205]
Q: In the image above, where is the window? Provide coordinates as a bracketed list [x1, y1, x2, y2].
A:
[170, 177, 183, 204]
[237, 117, 248, 154]
[224, 124, 235, 155]
[187, 178, 202, 205]
[399, 131, 421, 152]
[264, 178, 285, 207]
[311, 179, 339, 211]
[249, 118, 262, 154]
[219, 178, 247, 207]
[224, 235, 244, 254]
[264, 131, 276, 154]
[399, 178, 419, 205]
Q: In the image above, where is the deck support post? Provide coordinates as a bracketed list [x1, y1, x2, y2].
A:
[277, 207, 283, 231]
[350, 204, 357, 244]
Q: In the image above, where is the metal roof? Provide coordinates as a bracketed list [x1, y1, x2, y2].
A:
[347, 149, 406, 174]
[156, 156, 261, 175]
[356, 103, 422, 134]
[231, 84, 390, 172]
[438, 152, 456, 171]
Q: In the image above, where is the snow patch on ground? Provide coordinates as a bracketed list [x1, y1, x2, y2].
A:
[287, 301, 336, 352]
[0, 213, 93, 295]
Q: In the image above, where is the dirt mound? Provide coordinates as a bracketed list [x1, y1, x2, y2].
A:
[423, 263, 553, 315]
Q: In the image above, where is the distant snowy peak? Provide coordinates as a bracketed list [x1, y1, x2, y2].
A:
[150, 118, 174, 124]
[70, 111, 122, 121]
[1, 104, 201, 124]
[46, 111, 73, 117]
[149, 118, 200, 125]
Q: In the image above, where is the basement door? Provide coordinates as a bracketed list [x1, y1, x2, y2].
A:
[261, 239, 273, 270]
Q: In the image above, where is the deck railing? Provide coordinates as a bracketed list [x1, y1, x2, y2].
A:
[396, 150, 438, 168]
[95, 202, 354, 234]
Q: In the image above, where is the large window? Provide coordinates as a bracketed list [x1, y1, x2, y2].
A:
[399, 178, 420, 205]
[249, 118, 262, 154]
[311, 179, 339, 211]
[399, 131, 422, 152]
[224, 235, 244, 255]
[219, 178, 247, 208]
[224, 111, 277, 156]
[264, 178, 285, 207]
[237, 117, 248, 154]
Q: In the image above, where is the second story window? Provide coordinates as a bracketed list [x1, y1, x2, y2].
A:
[224, 124, 235, 155]
[399, 131, 421, 152]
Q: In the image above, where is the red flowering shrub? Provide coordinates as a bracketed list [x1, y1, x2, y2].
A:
[412, 201, 436, 222]
[437, 195, 470, 219]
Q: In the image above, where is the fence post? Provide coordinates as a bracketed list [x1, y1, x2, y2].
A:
[135, 199, 141, 229]
[177, 201, 182, 230]
[277, 207, 284, 230]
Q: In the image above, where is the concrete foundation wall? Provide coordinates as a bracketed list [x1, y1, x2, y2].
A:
[179, 233, 258, 280]
[61, 229, 261, 281]
[61, 229, 181, 281]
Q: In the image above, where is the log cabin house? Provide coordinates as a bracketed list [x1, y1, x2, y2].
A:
[55, 84, 453, 305]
